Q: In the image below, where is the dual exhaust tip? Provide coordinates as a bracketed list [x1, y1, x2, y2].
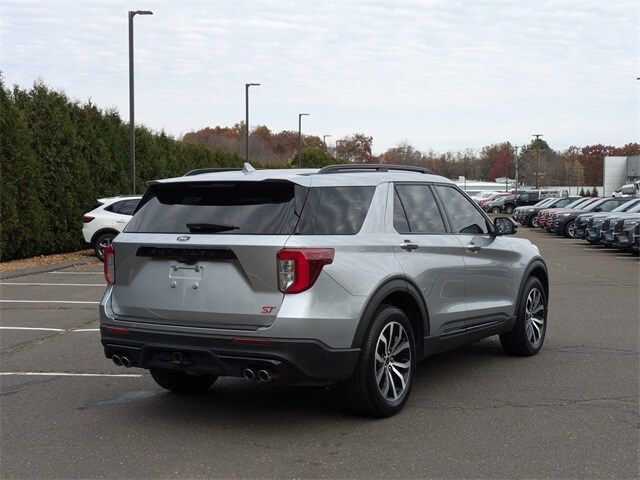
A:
[243, 368, 273, 383]
[112, 355, 131, 368]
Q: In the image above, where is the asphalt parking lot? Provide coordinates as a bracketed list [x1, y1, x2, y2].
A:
[1, 229, 638, 479]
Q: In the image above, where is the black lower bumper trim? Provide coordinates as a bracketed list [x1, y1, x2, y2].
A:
[102, 326, 359, 382]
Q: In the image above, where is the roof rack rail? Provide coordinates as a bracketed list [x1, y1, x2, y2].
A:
[183, 167, 243, 176]
[318, 164, 434, 175]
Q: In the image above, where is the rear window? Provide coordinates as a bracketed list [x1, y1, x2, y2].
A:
[125, 181, 304, 234]
[295, 186, 375, 235]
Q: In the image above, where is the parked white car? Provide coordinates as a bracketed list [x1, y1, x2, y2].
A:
[82, 196, 142, 260]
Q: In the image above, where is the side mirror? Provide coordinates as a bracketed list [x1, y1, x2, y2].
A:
[494, 217, 517, 236]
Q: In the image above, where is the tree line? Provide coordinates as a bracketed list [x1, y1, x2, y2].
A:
[1, 78, 637, 260]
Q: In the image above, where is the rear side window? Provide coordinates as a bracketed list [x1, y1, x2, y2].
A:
[436, 185, 490, 234]
[105, 200, 127, 214]
[295, 186, 375, 235]
[393, 184, 446, 234]
[125, 181, 304, 234]
[119, 199, 140, 216]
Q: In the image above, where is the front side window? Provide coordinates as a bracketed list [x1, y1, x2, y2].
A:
[393, 184, 446, 234]
[436, 185, 490, 234]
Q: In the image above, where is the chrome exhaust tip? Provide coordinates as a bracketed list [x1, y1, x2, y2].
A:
[121, 356, 131, 368]
[257, 369, 272, 383]
[112, 355, 122, 366]
[243, 368, 255, 381]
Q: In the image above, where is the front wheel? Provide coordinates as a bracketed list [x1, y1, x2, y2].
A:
[341, 305, 416, 417]
[500, 277, 547, 356]
[528, 215, 539, 228]
[505, 205, 514, 214]
[564, 220, 576, 238]
[491, 207, 501, 214]
[150, 369, 217, 393]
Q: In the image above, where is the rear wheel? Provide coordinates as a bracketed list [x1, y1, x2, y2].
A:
[500, 277, 546, 356]
[341, 305, 415, 417]
[150, 369, 217, 393]
[94, 232, 116, 261]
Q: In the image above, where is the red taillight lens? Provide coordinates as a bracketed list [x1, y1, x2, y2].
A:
[82, 216, 95, 223]
[276, 248, 334, 294]
[104, 244, 115, 285]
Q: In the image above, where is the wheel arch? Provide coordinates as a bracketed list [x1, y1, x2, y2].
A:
[350, 276, 429, 359]
[517, 259, 549, 305]
[90, 228, 120, 247]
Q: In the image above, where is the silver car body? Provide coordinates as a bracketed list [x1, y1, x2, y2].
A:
[100, 168, 547, 380]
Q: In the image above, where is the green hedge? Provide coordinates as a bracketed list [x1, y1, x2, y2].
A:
[0, 80, 244, 260]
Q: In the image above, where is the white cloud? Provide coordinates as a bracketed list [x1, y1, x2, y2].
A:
[1, 0, 637, 152]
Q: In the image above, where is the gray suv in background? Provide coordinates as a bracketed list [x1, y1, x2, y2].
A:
[100, 164, 549, 417]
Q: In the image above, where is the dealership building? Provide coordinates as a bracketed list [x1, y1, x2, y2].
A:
[603, 155, 640, 195]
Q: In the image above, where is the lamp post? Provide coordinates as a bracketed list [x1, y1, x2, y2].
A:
[323, 134, 331, 148]
[513, 145, 520, 191]
[532, 134, 543, 189]
[128, 9, 153, 195]
[245, 83, 260, 163]
[298, 113, 309, 166]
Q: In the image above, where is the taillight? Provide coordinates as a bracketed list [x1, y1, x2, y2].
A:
[104, 244, 115, 285]
[83, 216, 95, 223]
[277, 248, 334, 294]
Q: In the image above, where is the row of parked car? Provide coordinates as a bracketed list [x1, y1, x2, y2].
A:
[512, 195, 640, 255]
[472, 190, 548, 214]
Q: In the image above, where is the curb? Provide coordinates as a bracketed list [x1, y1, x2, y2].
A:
[0, 257, 99, 280]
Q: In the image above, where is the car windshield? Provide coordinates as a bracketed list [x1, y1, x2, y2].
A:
[627, 203, 640, 213]
[533, 198, 554, 207]
[612, 199, 640, 212]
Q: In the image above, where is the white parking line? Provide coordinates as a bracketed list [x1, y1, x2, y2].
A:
[0, 327, 100, 332]
[0, 372, 141, 378]
[0, 282, 104, 287]
[49, 271, 102, 275]
[0, 300, 99, 304]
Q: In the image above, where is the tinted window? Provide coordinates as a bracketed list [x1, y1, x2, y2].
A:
[105, 200, 128, 214]
[126, 181, 303, 234]
[295, 186, 375, 235]
[436, 185, 489, 234]
[120, 199, 140, 216]
[592, 199, 621, 212]
[394, 184, 446, 234]
[554, 197, 576, 208]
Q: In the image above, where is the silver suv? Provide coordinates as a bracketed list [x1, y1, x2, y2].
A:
[100, 164, 549, 417]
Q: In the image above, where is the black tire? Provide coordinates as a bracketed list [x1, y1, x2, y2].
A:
[150, 369, 217, 393]
[491, 207, 500, 214]
[341, 305, 416, 418]
[564, 220, 576, 238]
[505, 205, 514, 214]
[527, 215, 538, 228]
[500, 277, 547, 356]
[94, 232, 116, 261]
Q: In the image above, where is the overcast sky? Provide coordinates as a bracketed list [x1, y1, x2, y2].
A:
[2, 0, 638, 153]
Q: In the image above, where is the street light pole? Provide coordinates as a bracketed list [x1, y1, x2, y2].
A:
[532, 134, 543, 189]
[513, 145, 520, 190]
[128, 9, 152, 195]
[245, 83, 260, 163]
[298, 113, 309, 167]
[323, 134, 331, 148]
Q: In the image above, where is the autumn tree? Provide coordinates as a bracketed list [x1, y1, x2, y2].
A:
[335, 133, 373, 163]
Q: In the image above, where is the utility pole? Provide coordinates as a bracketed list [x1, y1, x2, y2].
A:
[244, 83, 260, 163]
[532, 134, 543, 189]
[128, 9, 153, 195]
[513, 145, 520, 191]
[298, 113, 309, 167]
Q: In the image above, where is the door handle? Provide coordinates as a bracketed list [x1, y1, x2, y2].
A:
[467, 242, 481, 253]
[400, 240, 419, 252]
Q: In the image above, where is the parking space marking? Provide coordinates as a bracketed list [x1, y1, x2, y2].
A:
[0, 327, 100, 332]
[0, 372, 141, 378]
[0, 282, 104, 287]
[49, 271, 102, 275]
[0, 300, 99, 304]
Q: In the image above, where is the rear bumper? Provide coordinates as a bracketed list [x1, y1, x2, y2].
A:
[101, 326, 359, 382]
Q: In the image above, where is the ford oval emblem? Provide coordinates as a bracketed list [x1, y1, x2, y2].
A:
[176, 235, 190, 241]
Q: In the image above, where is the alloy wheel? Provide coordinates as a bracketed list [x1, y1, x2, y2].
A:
[524, 287, 545, 347]
[567, 221, 576, 238]
[532, 216, 539, 227]
[374, 321, 411, 402]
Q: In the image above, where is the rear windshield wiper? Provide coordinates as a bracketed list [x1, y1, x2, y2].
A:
[186, 223, 240, 233]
